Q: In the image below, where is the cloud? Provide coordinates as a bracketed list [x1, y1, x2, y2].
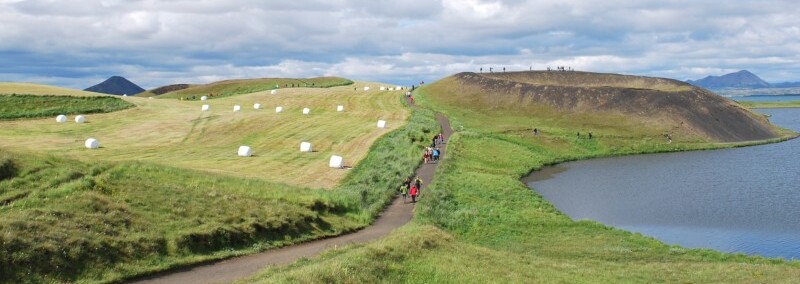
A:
[0, 0, 798, 89]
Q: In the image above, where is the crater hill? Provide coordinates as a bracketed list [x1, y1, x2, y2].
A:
[429, 71, 779, 142]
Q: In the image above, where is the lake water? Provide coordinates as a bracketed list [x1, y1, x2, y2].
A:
[524, 108, 800, 260]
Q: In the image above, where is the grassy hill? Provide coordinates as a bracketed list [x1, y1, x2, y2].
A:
[0, 94, 134, 120]
[247, 72, 800, 283]
[157, 77, 354, 100]
[0, 81, 434, 283]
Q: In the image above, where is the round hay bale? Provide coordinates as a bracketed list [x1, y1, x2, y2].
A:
[396, 86, 402, 90]
[201, 96, 208, 101]
[363, 86, 370, 91]
[329, 155, 343, 168]
[380, 86, 385, 91]
[388, 87, 394, 91]
[270, 90, 277, 95]
[85, 138, 99, 149]
[337, 105, 344, 112]
[74, 115, 86, 124]
[275, 106, 283, 113]
[303, 108, 310, 115]
[377, 120, 387, 128]
[201, 104, 210, 111]
[300, 142, 312, 152]
[56, 115, 67, 123]
[233, 105, 241, 112]
[238, 146, 252, 157]
[254, 103, 262, 109]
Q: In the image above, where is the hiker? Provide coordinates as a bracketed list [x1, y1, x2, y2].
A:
[433, 148, 440, 162]
[480, 67, 483, 73]
[414, 176, 423, 191]
[577, 132, 580, 139]
[438, 132, 444, 144]
[400, 183, 409, 203]
[533, 128, 538, 136]
[490, 67, 493, 73]
[423, 148, 430, 163]
[432, 135, 438, 147]
[410, 184, 418, 203]
[503, 67, 506, 72]
[588, 132, 593, 139]
[409, 95, 415, 105]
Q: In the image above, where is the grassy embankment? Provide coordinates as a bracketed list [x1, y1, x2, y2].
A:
[0, 83, 436, 283]
[247, 80, 800, 283]
[0, 94, 134, 120]
[156, 77, 354, 100]
[738, 100, 800, 109]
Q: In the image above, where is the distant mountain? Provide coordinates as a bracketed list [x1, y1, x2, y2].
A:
[687, 70, 771, 89]
[84, 76, 145, 96]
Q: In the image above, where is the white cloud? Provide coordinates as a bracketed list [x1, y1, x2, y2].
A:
[0, 0, 799, 88]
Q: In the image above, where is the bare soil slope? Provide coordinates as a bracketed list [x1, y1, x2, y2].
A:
[445, 71, 778, 142]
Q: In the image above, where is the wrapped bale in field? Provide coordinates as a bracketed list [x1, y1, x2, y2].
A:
[238, 146, 252, 157]
[201, 96, 208, 101]
[233, 105, 241, 112]
[377, 120, 387, 128]
[56, 115, 67, 123]
[271, 90, 277, 95]
[254, 103, 262, 109]
[75, 115, 86, 124]
[329, 155, 343, 168]
[337, 105, 344, 112]
[275, 106, 283, 113]
[202, 104, 210, 111]
[300, 142, 312, 152]
[85, 138, 99, 149]
[303, 108, 310, 115]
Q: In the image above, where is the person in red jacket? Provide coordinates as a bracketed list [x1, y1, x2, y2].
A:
[410, 185, 419, 203]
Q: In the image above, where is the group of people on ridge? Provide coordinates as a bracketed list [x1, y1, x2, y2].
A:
[399, 176, 424, 204]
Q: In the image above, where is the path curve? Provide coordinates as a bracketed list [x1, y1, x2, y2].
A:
[127, 102, 452, 284]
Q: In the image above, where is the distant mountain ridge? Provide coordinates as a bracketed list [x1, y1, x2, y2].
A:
[84, 76, 145, 96]
[687, 70, 770, 89]
[687, 70, 800, 90]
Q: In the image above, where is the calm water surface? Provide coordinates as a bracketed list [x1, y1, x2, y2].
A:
[732, 94, 800, 102]
[525, 108, 800, 260]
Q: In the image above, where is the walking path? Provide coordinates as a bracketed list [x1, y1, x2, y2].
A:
[127, 102, 453, 284]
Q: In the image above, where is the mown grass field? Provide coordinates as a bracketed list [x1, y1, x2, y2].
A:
[0, 82, 407, 189]
[157, 77, 354, 100]
[0, 94, 134, 120]
[0, 81, 436, 283]
[0, 82, 106, 97]
[247, 78, 800, 283]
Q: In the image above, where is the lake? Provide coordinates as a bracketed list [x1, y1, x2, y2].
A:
[731, 94, 800, 102]
[524, 108, 800, 260]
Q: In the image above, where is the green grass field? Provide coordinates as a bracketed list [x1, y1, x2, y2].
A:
[738, 100, 800, 108]
[247, 80, 800, 283]
[0, 81, 437, 283]
[0, 94, 134, 120]
[157, 77, 354, 100]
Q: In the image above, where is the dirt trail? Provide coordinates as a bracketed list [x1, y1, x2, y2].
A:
[127, 101, 452, 284]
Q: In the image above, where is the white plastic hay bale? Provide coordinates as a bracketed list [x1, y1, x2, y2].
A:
[254, 103, 262, 109]
[201, 104, 210, 111]
[329, 155, 343, 168]
[388, 87, 394, 91]
[233, 105, 241, 112]
[300, 142, 312, 152]
[201, 96, 208, 101]
[363, 86, 370, 91]
[238, 146, 252, 157]
[275, 106, 283, 113]
[396, 86, 402, 90]
[84, 138, 99, 149]
[56, 115, 67, 123]
[303, 108, 310, 115]
[377, 120, 387, 128]
[337, 105, 344, 112]
[123, 94, 128, 97]
[270, 90, 277, 95]
[406, 92, 411, 96]
[379, 86, 385, 91]
[74, 115, 86, 124]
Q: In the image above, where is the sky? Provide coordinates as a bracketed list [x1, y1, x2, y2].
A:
[0, 0, 799, 90]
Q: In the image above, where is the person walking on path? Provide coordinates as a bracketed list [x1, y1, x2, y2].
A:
[414, 176, 423, 192]
[438, 132, 444, 144]
[410, 185, 418, 203]
[432, 135, 438, 147]
[399, 183, 409, 203]
[433, 148, 440, 162]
